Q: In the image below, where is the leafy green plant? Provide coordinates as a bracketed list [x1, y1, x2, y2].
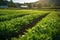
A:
[20, 12, 60, 40]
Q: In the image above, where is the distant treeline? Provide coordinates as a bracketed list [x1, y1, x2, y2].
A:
[0, 0, 60, 9]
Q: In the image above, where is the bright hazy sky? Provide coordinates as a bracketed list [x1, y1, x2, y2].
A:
[8, 0, 39, 3]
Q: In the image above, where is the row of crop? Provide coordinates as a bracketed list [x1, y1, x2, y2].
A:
[0, 12, 48, 39]
[0, 10, 47, 16]
[0, 10, 28, 15]
[0, 10, 35, 22]
[0, 10, 49, 22]
[0, 10, 49, 15]
[0, 13, 28, 22]
[0, 10, 49, 16]
[19, 12, 60, 40]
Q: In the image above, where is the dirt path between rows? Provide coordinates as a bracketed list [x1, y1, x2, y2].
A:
[19, 13, 49, 36]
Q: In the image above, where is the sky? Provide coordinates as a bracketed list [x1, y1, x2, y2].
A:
[8, 0, 39, 3]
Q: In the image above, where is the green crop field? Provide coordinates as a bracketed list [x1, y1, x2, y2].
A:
[0, 10, 60, 40]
